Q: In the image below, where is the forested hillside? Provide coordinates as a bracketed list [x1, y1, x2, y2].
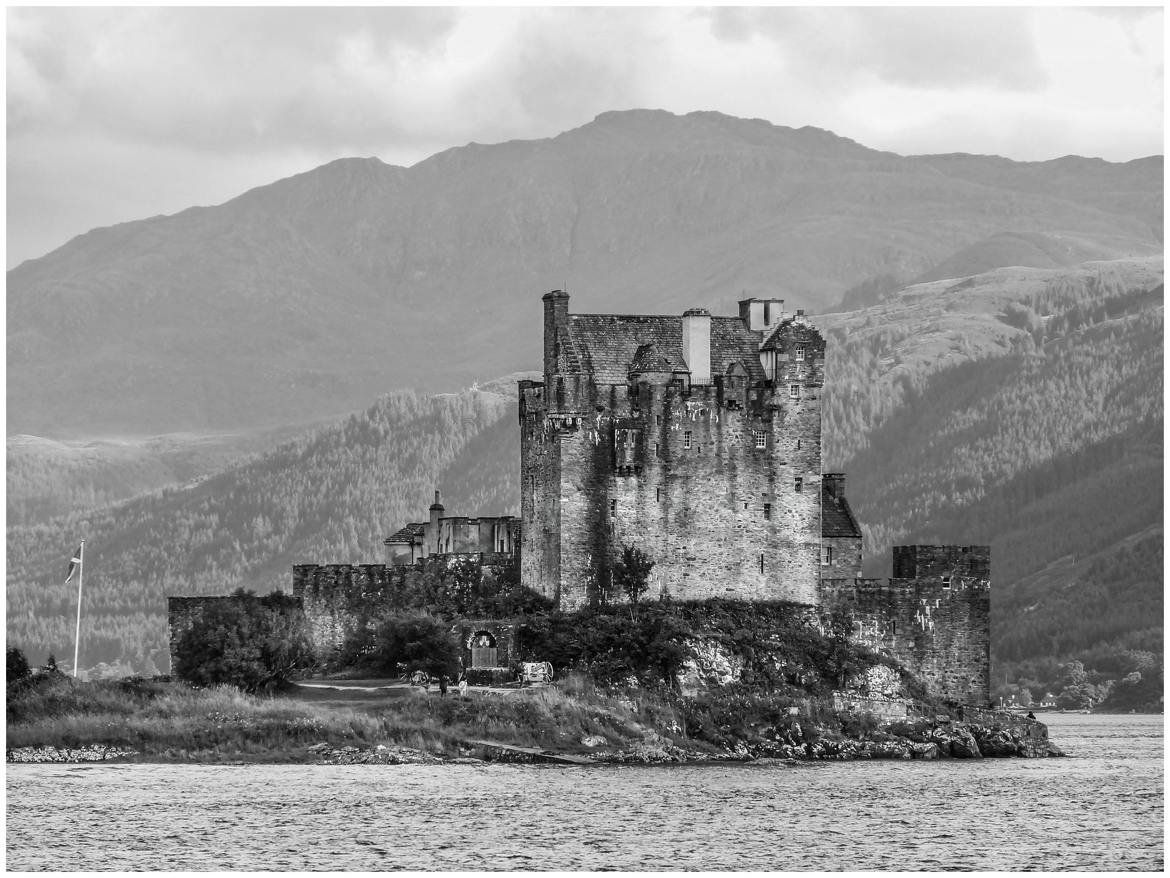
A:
[6, 390, 518, 676]
[6, 259, 1161, 706]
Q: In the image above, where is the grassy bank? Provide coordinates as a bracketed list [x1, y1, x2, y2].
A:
[6, 673, 703, 762]
[7, 672, 1055, 763]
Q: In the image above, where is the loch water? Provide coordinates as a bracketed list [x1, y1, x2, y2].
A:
[6, 713, 1162, 871]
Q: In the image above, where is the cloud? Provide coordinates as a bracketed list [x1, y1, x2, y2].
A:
[705, 7, 1047, 92]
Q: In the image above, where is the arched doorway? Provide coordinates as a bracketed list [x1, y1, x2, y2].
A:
[470, 631, 498, 668]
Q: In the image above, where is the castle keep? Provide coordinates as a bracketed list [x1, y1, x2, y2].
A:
[520, 291, 856, 608]
[169, 291, 990, 706]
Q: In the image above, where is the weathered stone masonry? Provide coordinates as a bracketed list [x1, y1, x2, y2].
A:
[169, 290, 992, 708]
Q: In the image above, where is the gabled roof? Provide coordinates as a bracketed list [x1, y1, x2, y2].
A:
[567, 314, 766, 385]
[822, 486, 862, 539]
[384, 522, 426, 544]
[760, 315, 826, 352]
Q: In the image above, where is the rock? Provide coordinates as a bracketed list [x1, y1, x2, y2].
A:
[580, 735, 608, 748]
[909, 742, 939, 760]
[1047, 742, 1067, 758]
[947, 727, 983, 759]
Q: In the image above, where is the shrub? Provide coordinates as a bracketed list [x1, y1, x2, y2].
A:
[367, 613, 462, 678]
[7, 647, 31, 684]
[173, 589, 314, 692]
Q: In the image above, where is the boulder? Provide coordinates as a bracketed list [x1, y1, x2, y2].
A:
[909, 742, 939, 760]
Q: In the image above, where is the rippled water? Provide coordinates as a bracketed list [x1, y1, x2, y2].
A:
[7, 714, 1162, 871]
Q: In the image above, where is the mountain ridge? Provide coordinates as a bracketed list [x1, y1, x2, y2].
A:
[8, 109, 1161, 437]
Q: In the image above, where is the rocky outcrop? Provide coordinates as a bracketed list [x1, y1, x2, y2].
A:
[7, 745, 138, 763]
[307, 743, 444, 765]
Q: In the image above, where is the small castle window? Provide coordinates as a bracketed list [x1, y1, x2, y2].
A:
[942, 575, 952, 588]
[754, 430, 767, 449]
[759, 554, 765, 574]
[796, 439, 801, 451]
[795, 477, 803, 493]
[683, 431, 692, 449]
[796, 344, 806, 361]
[821, 545, 833, 566]
[609, 499, 617, 518]
[655, 443, 660, 458]
[656, 487, 661, 502]
[789, 384, 800, 399]
[656, 415, 662, 426]
[763, 503, 771, 520]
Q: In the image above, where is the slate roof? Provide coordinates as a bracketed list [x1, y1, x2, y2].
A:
[822, 486, 863, 539]
[629, 342, 688, 374]
[384, 522, 426, 544]
[567, 314, 766, 385]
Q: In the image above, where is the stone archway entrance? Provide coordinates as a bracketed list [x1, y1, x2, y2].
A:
[470, 631, 498, 668]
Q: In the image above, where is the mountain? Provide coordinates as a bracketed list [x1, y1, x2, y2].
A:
[7, 110, 1161, 437]
[7, 257, 1161, 698]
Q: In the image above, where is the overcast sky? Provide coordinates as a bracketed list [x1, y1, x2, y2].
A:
[7, 6, 1164, 268]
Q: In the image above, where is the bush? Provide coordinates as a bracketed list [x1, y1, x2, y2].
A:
[173, 590, 314, 692]
[7, 647, 31, 684]
[366, 613, 462, 678]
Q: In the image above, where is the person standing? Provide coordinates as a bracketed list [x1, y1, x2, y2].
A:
[439, 675, 449, 698]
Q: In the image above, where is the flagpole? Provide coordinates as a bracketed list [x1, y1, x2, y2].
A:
[73, 539, 85, 678]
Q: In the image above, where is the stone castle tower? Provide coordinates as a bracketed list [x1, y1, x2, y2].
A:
[519, 291, 860, 609]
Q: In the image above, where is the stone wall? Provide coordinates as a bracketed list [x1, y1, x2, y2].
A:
[522, 375, 824, 610]
[292, 556, 519, 666]
[292, 564, 400, 664]
[820, 571, 991, 707]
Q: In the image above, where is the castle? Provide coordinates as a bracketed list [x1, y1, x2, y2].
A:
[170, 292, 991, 707]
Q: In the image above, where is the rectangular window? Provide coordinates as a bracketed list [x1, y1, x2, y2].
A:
[609, 499, 617, 518]
[763, 503, 771, 520]
[654, 443, 660, 458]
[683, 431, 692, 449]
[795, 344, 806, 361]
[789, 384, 800, 399]
[656, 415, 662, 426]
[754, 430, 767, 449]
[795, 477, 803, 493]
[759, 554, 765, 574]
[821, 545, 833, 566]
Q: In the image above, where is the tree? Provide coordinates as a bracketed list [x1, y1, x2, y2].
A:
[613, 545, 655, 608]
[6, 647, 31, 683]
[367, 613, 461, 678]
[173, 589, 314, 692]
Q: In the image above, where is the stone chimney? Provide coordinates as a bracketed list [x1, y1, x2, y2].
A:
[427, 490, 445, 554]
[681, 308, 712, 385]
[738, 298, 767, 331]
[739, 297, 787, 332]
[543, 290, 569, 384]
